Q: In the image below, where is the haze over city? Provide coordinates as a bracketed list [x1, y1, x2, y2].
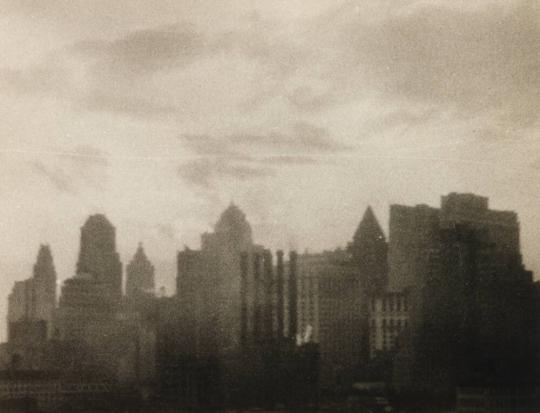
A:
[0, 0, 539, 346]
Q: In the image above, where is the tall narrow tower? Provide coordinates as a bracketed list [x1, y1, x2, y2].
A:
[349, 206, 388, 294]
[76, 214, 123, 300]
[126, 243, 155, 298]
[33, 244, 57, 334]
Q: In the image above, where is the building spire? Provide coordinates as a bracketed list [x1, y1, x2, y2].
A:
[126, 243, 155, 298]
[349, 206, 388, 293]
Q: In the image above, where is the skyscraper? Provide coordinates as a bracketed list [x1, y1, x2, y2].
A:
[348, 206, 388, 294]
[389, 193, 534, 396]
[176, 203, 256, 356]
[7, 245, 57, 337]
[388, 193, 521, 292]
[126, 243, 155, 298]
[32, 244, 57, 333]
[56, 214, 122, 341]
[76, 214, 123, 300]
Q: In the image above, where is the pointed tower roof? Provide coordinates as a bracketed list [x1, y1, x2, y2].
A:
[350, 206, 388, 294]
[134, 242, 146, 258]
[129, 242, 153, 267]
[353, 206, 386, 243]
[126, 242, 155, 297]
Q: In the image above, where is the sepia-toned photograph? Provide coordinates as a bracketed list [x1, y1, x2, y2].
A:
[0, 1, 538, 412]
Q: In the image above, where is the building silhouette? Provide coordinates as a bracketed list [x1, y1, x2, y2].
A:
[56, 273, 112, 342]
[388, 193, 520, 292]
[176, 203, 256, 357]
[348, 206, 389, 295]
[76, 214, 123, 302]
[58, 214, 123, 342]
[32, 245, 57, 336]
[389, 193, 534, 400]
[126, 243, 155, 298]
[7, 245, 57, 337]
[56, 215, 157, 385]
[7, 280, 34, 327]
[318, 262, 364, 390]
[169, 205, 320, 408]
[5, 245, 57, 370]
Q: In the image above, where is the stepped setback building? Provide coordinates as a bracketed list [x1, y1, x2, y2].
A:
[57, 214, 122, 341]
[76, 214, 123, 301]
[390, 193, 535, 396]
[7, 245, 57, 339]
[176, 203, 256, 356]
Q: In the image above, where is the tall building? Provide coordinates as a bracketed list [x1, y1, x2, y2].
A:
[296, 249, 350, 345]
[126, 243, 155, 298]
[173, 205, 309, 407]
[32, 245, 57, 334]
[7, 245, 57, 337]
[7, 280, 34, 325]
[56, 215, 122, 352]
[76, 214, 122, 301]
[176, 203, 256, 357]
[389, 193, 534, 396]
[295, 248, 369, 389]
[388, 193, 520, 292]
[318, 263, 365, 389]
[348, 206, 388, 294]
[387, 203, 439, 292]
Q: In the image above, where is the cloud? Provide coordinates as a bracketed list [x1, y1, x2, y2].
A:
[178, 159, 273, 189]
[177, 122, 345, 189]
[31, 161, 76, 194]
[0, 66, 64, 96]
[71, 24, 209, 76]
[360, 108, 440, 138]
[2, 0, 537, 139]
[286, 86, 334, 112]
[180, 122, 349, 158]
[30, 145, 109, 194]
[318, 0, 539, 123]
[259, 155, 318, 165]
[78, 92, 177, 118]
[230, 123, 349, 153]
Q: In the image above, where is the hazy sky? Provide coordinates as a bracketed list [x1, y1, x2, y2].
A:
[0, 0, 538, 340]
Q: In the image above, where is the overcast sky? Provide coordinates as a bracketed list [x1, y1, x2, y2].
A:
[0, 0, 538, 340]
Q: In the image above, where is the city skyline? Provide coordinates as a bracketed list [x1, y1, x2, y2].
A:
[4, 191, 534, 410]
[1, 193, 536, 341]
[1, 0, 539, 345]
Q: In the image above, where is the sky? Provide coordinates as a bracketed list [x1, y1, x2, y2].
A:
[0, 0, 538, 341]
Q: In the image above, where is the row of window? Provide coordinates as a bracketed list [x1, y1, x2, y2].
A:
[370, 297, 409, 312]
[370, 318, 408, 329]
